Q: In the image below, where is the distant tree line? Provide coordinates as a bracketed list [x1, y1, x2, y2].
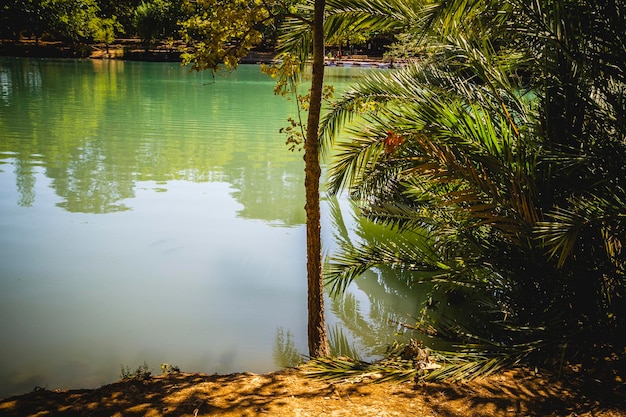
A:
[0, 0, 392, 56]
[0, 0, 276, 52]
[0, 0, 192, 52]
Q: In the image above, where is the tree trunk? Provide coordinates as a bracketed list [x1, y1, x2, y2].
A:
[304, 0, 331, 358]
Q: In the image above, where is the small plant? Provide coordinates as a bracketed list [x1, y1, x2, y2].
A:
[160, 363, 181, 374]
[120, 361, 152, 380]
[262, 54, 335, 153]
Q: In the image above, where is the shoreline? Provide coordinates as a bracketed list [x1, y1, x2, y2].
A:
[0, 39, 391, 67]
[0, 39, 271, 63]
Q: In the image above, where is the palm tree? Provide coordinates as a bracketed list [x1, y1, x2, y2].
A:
[315, 0, 625, 379]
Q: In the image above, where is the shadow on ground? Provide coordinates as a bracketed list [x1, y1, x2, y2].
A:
[1, 368, 624, 417]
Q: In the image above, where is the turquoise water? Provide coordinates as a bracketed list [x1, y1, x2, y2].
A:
[0, 58, 421, 398]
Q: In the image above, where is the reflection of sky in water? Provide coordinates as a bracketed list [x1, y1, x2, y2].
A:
[0, 171, 309, 396]
[0, 59, 420, 398]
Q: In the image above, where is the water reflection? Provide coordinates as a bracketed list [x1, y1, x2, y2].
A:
[272, 269, 430, 365]
[0, 58, 419, 398]
[322, 198, 431, 360]
[273, 328, 303, 368]
[274, 198, 431, 365]
[0, 58, 304, 223]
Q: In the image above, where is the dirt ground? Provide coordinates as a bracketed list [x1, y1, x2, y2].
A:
[1, 367, 624, 417]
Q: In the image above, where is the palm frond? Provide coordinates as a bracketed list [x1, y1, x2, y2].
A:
[327, 123, 387, 194]
[278, 0, 423, 71]
[535, 187, 626, 268]
[300, 338, 533, 383]
[325, 0, 422, 35]
[278, 11, 314, 66]
[318, 0, 626, 377]
[324, 224, 446, 296]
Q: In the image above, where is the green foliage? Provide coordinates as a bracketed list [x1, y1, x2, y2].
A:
[302, 340, 448, 383]
[134, 0, 182, 50]
[90, 16, 124, 47]
[160, 363, 181, 374]
[321, 0, 626, 379]
[98, 0, 144, 33]
[261, 54, 308, 151]
[1, 0, 126, 44]
[120, 362, 152, 380]
[262, 53, 335, 152]
[179, 0, 272, 72]
[29, 0, 100, 43]
[1, 0, 181, 43]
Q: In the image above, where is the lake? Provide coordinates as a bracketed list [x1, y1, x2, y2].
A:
[0, 58, 422, 398]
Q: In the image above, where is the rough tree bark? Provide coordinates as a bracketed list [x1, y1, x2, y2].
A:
[304, 0, 331, 357]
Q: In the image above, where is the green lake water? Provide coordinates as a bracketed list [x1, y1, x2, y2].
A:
[0, 58, 422, 398]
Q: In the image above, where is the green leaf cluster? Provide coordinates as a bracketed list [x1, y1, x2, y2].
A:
[1, 0, 133, 44]
[134, 0, 183, 50]
[179, 0, 271, 72]
[321, 0, 626, 379]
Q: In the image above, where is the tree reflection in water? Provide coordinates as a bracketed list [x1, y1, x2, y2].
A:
[274, 197, 431, 365]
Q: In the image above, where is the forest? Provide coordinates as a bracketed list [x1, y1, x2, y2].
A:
[1, 0, 186, 49]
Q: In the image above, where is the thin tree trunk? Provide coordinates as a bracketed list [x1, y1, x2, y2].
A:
[304, 0, 330, 358]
